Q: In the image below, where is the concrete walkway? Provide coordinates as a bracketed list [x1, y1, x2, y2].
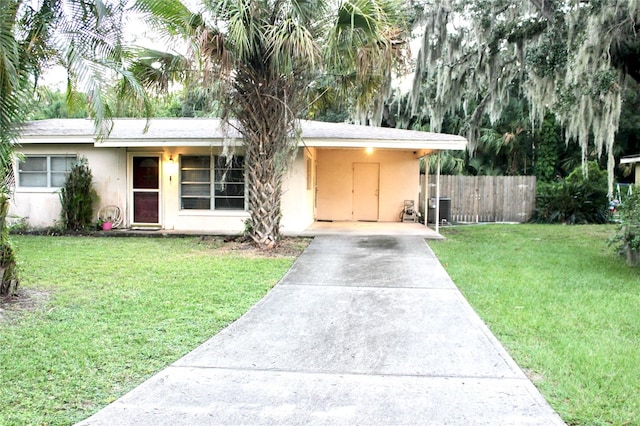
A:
[78, 236, 565, 425]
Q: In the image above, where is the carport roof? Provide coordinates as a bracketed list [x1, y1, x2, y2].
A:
[20, 118, 467, 152]
[621, 155, 640, 164]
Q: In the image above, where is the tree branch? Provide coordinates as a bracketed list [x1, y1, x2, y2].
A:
[528, 0, 556, 24]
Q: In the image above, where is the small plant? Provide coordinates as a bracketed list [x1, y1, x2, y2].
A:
[7, 215, 29, 234]
[97, 215, 113, 231]
[95, 217, 106, 231]
[243, 217, 253, 237]
[609, 189, 640, 266]
[59, 157, 98, 231]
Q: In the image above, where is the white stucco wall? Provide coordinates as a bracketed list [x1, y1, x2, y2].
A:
[280, 148, 316, 234]
[10, 143, 313, 234]
[10, 145, 127, 228]
[11, 142, 416, 233]
[163, 146, 315, 234]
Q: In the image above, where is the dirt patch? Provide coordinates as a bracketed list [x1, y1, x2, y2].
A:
[0, 288, 51, 325]
[523, 368, 545, 384]
[197, 236, 312, 258]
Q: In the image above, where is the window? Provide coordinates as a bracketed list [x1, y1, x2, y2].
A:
[18, 155, 76, 188]
[180, 155, 245, 210]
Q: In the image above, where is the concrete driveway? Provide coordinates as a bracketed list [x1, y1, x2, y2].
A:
[78, 235, 565, 425]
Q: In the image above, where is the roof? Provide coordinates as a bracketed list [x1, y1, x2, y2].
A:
[620, 155, 640, 165]
[19, 118, 467, 152]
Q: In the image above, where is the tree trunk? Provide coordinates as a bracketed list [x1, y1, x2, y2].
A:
[625, 244, 640, 267]
[0, 194, 18, 296]
[231, 72, 302, 249]
[245, 135, 284, 248]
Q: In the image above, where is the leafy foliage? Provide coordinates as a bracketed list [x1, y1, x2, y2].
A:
[412, 0, 640, 195]
[532, 161, 609, 224]
[534, 114, 562, 182]
[609, 189, 640, 266]
[27, 88, 89, 120]
[59, 157, 98, 231]
[0, 0, 156, 290]
[389, 90, 578, 178]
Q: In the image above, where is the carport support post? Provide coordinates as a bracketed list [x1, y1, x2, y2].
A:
[435, 152, 441, 234]
[424, 156, 429, 229]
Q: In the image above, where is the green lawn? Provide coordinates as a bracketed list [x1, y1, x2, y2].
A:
[3, 228, 638, 425]
[430, 224, 640, 426]
[0, 236, 303, 425]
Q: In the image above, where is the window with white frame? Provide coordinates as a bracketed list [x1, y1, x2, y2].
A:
[18, 155, 77, 188]
[180, 155, 245, 210]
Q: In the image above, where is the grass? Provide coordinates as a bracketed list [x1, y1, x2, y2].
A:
[429, 224, 640, 426]
[0, 236, 304, 425]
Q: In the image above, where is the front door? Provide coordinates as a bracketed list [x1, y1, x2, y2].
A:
[131, 156, 160, 225]
[352, 162, 379, 221]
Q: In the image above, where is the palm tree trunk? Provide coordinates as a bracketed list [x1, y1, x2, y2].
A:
[232, 72, 301, 249]
[245, 136, 284, 248]
[0, 193, 18, 296]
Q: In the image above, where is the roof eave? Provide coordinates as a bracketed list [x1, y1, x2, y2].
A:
[303, 138, 467, 151]
[620, 155, 640, 164]
[94, 139, 241, 148]
[21, 136, 95, 144]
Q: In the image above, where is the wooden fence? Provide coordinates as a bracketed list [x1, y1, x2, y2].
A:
[421, 175, 537, 223]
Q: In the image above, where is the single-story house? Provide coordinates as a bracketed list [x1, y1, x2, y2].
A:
[11, 118, 467, 234]
[621, 155, 640, 186]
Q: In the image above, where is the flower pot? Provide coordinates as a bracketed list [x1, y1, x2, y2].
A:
[101, 221, 113, 231]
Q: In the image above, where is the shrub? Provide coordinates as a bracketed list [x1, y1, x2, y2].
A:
[609, 189, 640, 266]
[531, 161, 609, 224]
[59, 157, 98, 231]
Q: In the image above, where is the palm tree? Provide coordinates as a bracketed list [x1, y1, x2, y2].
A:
[0, 0, 149, 295]
[134, 0, 408, 248]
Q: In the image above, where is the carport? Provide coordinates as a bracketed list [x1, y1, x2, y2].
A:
[297, 121, 467, 234]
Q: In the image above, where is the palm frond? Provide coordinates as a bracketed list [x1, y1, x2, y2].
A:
[266, 17, 319, 74]
[128, 48, 189, 92]
[219, 0, 264, 63]
[133, 0, 200, 37]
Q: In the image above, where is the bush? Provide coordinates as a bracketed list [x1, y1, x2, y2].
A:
[59, 157, 98, 231]
[531, 161, 609, 224]
[609, 189, 640, 266]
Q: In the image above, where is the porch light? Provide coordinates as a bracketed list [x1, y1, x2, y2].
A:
[365, 147, 374, 155]
[165, 154, 179, 181]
